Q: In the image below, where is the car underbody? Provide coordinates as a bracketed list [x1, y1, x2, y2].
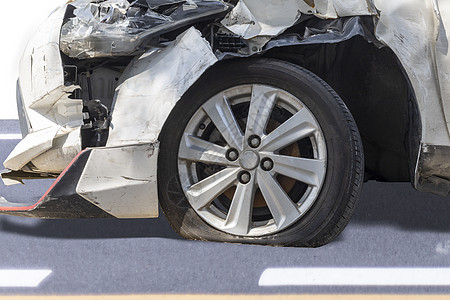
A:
[1, 0, 449, 246]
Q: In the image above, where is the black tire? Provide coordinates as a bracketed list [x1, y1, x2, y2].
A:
[158, 58, 363, 247]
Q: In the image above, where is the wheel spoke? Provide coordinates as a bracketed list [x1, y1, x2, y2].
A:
[257, 170, 301, 229]
[179, 134, 239, 166]
[179, 83, 329, 237]
[261, 108, 318, 152]
[202, 93, 244, 150]
[264, 153, 326, 187]
[224, 174, 256, 235]
[186, 167, 240, 210]
[245, 85, 278, 138]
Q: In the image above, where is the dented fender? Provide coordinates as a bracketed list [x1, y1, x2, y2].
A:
[106, 26, 218, 147]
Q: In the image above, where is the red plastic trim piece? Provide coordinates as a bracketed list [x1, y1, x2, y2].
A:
[0, 149, 88, 212]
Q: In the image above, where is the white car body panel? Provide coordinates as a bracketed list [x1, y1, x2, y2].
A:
[107, 26, 218, 147]
[434, 0, 450, 136]
[4, 5, 83, 173]
[76, 144, 159, 218]
[3, 126, 59, 172]
[374, 0, 450, 145]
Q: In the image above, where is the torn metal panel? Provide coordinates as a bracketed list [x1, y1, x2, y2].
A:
[60, 0, 230, 59]
[221, 0, 312, 40]
[106, 26, 218, 147]
[266, 16, 379, 53]
[21, 4, 83, 129]
[76, 144, 159, 218]
[3, 127, 59, 171]
[31, 128, 82, 173]
[221, 0, 375, 41]
[216, 16, 379, 60]
[4, 4, 84, 174]
[18, 5, 69, 132]
[3, 122, 82, 173]
[3, 127, 81, 172]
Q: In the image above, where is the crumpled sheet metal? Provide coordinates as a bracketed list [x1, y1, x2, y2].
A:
[3, 126, 81, 172]
[106, 27, 218, 147]
[19, 6, 83, 132]
[221, 0, 376, 40]
[60, 0, 229, 59]
[217, 16, 380, 59]
[267, 16, 378, 47]
[4, 5, 84, 173]
[3, 127, 59, 171]
[61, 0, 159, 58]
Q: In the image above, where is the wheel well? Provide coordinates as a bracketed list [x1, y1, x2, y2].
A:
[263, 36, 421, 182]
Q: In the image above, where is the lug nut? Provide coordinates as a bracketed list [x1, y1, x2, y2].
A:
[248, 135, 261, 148]
[261, 158, 274, 171]
[226, 149, 239, 161]
[238, 171, 251, 184]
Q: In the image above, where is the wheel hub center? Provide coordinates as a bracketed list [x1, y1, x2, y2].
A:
[239, 150, 260, 170]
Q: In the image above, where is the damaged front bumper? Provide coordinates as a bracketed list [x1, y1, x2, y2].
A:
[0, 144, 159, 218]
[1, 0, 219, 218]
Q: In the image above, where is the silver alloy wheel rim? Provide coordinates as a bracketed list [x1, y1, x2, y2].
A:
[178, 84, 327, 237]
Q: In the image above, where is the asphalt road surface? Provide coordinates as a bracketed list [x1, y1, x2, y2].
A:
[0, 120, 449, 295]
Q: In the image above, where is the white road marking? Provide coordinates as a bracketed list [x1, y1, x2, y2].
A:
[0, 134, 22, 140]
[0, 270, 52, 287]
[259, 268, 450, 286]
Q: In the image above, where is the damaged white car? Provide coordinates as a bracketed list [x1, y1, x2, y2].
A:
[1, 0, 450, 247]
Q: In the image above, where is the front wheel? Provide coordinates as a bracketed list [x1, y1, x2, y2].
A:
[158, 59, 363, 247]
